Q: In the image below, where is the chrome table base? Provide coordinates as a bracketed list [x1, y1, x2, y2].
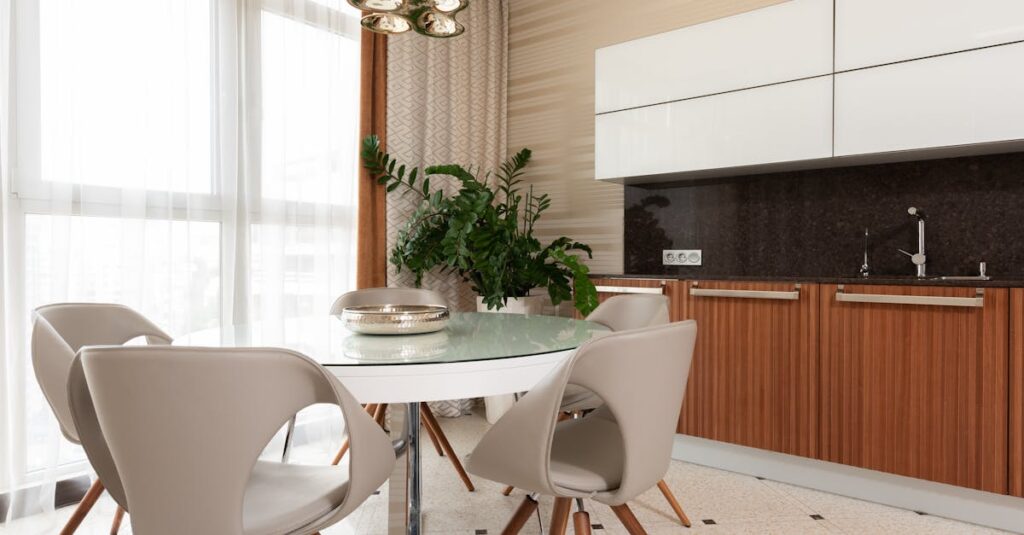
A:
[389, 402, 422, 535]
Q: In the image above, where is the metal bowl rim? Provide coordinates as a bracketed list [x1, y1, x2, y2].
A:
[341, 304, 449, 315]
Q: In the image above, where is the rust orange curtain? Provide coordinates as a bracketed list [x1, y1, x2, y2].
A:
[356, 30, 388, 288]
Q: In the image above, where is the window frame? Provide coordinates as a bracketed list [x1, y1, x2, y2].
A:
[6, 0, 363, 486]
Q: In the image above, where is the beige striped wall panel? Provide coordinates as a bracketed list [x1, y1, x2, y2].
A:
[507, 0, 787, 273]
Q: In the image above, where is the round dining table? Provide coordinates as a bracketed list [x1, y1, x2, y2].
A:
[178, 311, 608, 535]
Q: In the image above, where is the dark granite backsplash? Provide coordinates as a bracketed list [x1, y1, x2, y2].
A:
[624, 152, 1024, 279]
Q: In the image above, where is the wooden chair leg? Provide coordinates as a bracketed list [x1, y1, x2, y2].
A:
[609, 504, 647, 535]
[375, 403, 388, 427]
[60, 478, 105, 535]
[572, 510, 592, 535]
[656, 479, 691, 527]
[501, 495, 538, 535]
[331, 404, 378, 465]
[550, 497, 572, 535]
[420, 407, 446, 456]
[109, 506, 126, 534]
[330, 439, 350, 466]
[418, 403, 475, 491]
[502, 485, 515, 496]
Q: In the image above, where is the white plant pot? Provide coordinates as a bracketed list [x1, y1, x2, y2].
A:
[475, 294, 546, 316]
[478, 294, 548, 423]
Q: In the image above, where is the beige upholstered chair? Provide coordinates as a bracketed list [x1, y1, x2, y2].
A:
[329, 287, 475, 492]
[328, 287, 447, 315]
[32, 303, 172, 534]
[470, 320, 698, 535]
[67, 345, 396, 535]
[502, 294, 693, 527]
[559, 294, 671, 413]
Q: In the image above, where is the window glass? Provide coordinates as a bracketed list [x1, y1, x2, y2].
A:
[260, 10, 360, 205]
[39, 0, 212, 193]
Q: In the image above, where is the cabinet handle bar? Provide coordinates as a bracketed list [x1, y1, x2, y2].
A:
[594, 285, 665, 295]
[689, 288, 800, 300]
[835, 287, 984, 307]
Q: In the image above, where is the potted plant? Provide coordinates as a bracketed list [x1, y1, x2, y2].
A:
[361, 135, 599, 317]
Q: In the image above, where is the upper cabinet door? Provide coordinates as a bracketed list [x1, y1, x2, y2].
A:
[835, 0, 1024, 71]
[596, 76, 833, 182]
[595, 0, 833, 114]
[834, 43, 1024, 157]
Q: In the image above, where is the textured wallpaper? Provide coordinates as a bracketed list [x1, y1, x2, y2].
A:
[385, 1, 509, 312]
[507, 0, 786, 274]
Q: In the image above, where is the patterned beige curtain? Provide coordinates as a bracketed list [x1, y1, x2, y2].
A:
[385, 0, 508, 313]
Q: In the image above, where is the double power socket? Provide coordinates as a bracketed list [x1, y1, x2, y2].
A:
[662, 249, 702, 266]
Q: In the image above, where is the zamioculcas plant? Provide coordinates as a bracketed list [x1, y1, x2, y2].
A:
[361, 135, 599, 316]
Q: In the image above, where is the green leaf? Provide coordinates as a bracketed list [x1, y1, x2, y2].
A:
[549, 248, 598, 316]
[425, 164, 477, 185]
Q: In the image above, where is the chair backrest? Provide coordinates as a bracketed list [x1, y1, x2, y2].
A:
[586, 294, 669, 331]
[467, 320, 697, 505]
[68, 345, 396, 535]
[31, 303, 172, 443]
[329, 287, 447, 315]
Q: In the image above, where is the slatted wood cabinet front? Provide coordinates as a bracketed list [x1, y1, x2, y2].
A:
[819, 284, 1009, 494]
[593, 278, 1020, 496]
[674, 280, 819, 459]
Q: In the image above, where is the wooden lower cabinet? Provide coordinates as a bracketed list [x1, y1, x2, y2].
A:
[1010, 289, 1024, 497]
[819, 284, 1009, 494]
[675, 280, 820, 458]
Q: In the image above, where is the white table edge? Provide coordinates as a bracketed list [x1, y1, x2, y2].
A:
[324, 349, 574, 403]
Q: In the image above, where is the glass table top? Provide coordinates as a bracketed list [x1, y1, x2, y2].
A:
[176, 312, 609, 366]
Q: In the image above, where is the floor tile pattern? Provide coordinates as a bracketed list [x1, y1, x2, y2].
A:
[4, 412, 1014, 534]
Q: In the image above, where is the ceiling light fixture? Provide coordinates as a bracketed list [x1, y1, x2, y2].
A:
[348, 0, 467, 38]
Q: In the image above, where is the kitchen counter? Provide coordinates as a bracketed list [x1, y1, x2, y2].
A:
[590, 273, 1024, 288]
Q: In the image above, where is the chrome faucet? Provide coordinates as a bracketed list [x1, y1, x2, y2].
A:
[898, 207, 927, 277]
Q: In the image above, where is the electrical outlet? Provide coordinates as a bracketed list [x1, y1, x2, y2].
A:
[663, 249, 702, 266]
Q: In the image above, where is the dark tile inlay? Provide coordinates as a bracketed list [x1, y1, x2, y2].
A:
[810, 514, 825, 520]
[702, 519, 717, 525]
[592, 524, 604, 530]
[372, 490, 380, 495]
[475, 530, 488, 534]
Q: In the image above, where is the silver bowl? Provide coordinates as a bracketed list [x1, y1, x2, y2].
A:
[339, 304, 450, 335]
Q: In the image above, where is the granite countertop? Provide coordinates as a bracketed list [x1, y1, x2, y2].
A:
[589, 273, 1024, 288]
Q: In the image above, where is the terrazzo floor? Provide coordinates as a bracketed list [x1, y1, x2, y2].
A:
[4, 411, 1013, 534]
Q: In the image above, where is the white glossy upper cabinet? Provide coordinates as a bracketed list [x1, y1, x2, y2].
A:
[834, 43, 1024, 157]
[595, 0, 832, 114]
[835, 0, 1024, 71]
[596, 77, 833, 183]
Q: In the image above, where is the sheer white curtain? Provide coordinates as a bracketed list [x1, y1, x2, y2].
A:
[1, 0, 361, 523]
